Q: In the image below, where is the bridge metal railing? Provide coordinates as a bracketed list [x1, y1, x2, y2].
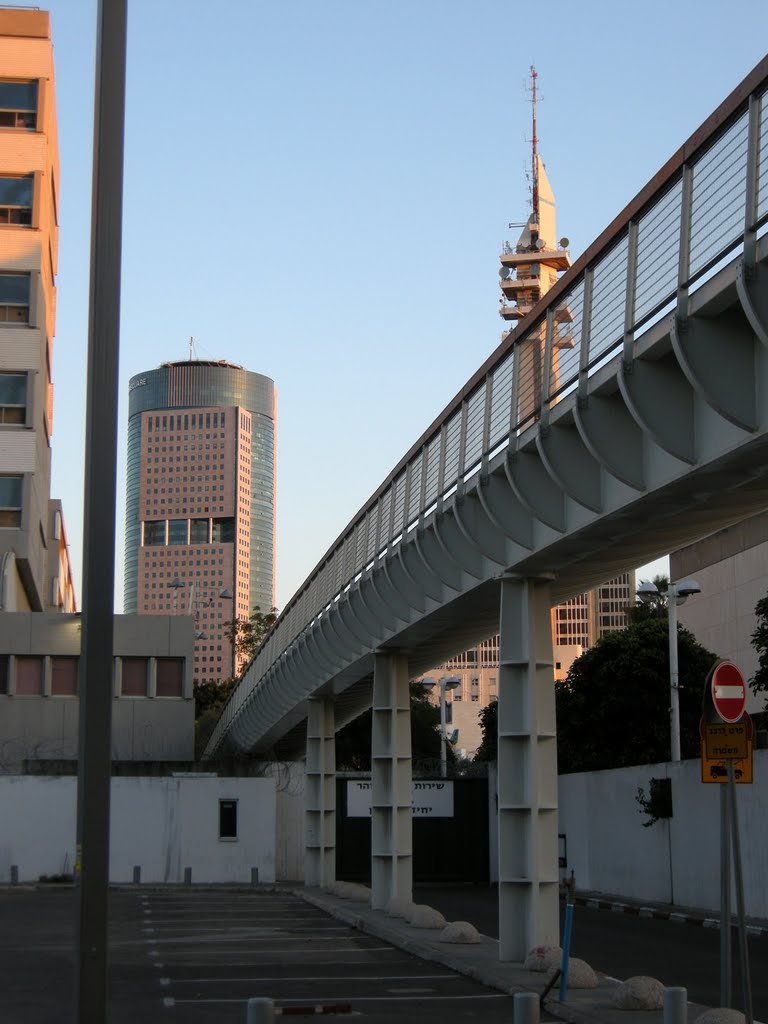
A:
[209, 57, 768, 753]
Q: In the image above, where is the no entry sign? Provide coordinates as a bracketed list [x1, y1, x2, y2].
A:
[711, 661, 747, 723]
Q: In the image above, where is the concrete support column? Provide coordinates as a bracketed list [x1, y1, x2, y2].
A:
[497, 575, 559, 961]
[371, 651, 412, 910]
[304, 696, 336, 888]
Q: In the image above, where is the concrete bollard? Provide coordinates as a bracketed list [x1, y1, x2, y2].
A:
[10, 865, 18, 886]
[133, 866, 141, 884]
[663, 986, 688, 1024]
[246, 997, 274, 1023]
[251, 867, 259, 886]
[514, 991, 539, 1024]
[184, 867, 192, 886]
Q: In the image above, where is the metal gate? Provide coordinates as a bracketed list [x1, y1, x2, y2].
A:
[336, 775, 489, 885]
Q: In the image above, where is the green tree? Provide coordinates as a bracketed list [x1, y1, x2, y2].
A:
[749, 592, 768, 708]
[224, 605, 278, 662]
[556, 618, 716, 772]
[472, 619, 718, 771]
[335, 684, 452, 771]
[474, 699, 498, 763]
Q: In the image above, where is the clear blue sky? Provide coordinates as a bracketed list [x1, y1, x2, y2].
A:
[44, 1, 767, 610]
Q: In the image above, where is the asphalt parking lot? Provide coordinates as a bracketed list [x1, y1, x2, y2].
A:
[0, 887, 536, 1023]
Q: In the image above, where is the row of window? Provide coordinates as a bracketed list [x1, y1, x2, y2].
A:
[148, 412, 226, 433]
[0, 655, 184, 698]
[142, 517, 236, 546]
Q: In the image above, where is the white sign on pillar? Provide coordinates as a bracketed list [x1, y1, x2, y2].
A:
[347, 780, 454, 818]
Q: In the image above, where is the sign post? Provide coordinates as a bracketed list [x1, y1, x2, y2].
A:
[702, 661, 753, 1022]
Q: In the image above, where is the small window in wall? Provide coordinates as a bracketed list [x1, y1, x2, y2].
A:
[16, 655, 42, 695]
[0, 371, 26, 424]
[0, 474, 22, 527]
[156, 658, 183, 697]
[121, 657, 148, 697]
[0, 175, 32, 224]
[219, 799, 238, 840]
[51, 656, 78, 696]
[0, 655, 8, 694]
[0, 273, 29, 323]
[0, 80, 37, 129]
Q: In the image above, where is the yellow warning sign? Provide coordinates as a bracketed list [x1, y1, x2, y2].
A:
[701, 738, 753, 784]
[703, 723, 748, 760]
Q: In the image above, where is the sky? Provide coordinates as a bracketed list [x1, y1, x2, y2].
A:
[42, 0, 768, 611]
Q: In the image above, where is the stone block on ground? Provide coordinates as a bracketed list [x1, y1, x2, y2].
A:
[548, 957, 598, 989]
[611, 976, 665, 1010]
[440, 921, 481, 944]
[408, 904, 447, 929]
[524, 945, 562, 972]
[695, 1010, 746, 1024]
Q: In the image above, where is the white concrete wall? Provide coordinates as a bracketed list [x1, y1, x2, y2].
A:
[558, 751, 768, 917]
[0, 774, 277, 884]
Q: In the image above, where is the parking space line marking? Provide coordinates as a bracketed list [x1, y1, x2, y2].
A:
[164, 974, 459, 985]
[162, 997, 175, 1008]
[171, 994, 509, 1005]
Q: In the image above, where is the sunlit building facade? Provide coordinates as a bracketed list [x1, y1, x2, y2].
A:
[124, 360, 276, 681]
[0, 10, 75, 613]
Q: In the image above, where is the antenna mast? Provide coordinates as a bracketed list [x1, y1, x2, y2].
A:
[530, 64, 539, 226]
[189, 335, 193, 361]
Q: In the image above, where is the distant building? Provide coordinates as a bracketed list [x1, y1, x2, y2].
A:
[0, 612, 194, 768]
[124, 360, 276, 681]
[0, 10, 74, 612]
[671, 512, 768, 714]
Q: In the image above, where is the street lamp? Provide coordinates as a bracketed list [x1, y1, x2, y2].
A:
[637, 578, 701, 761]
[420, 674, 461, 777]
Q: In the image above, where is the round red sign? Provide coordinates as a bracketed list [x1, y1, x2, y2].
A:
[711, 661, 747, 723]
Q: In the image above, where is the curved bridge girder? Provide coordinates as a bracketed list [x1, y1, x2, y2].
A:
[536, 421, 603, 513]
[505, 450, 566, 533]
[397, 535, 446, 604]
[574, 392, 646, 492]
[452, 490, 510, 569]
[671, 312, 758, 432]
[477, 471, 534, 551]
[382, 554, 427, 617]
[737, 259, 768, 349]
[415, 525, 464, 592]
[432, 503, 486, 581]
[618, 353, 696, 464]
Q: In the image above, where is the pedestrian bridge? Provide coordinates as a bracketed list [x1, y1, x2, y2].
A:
[206, 57, 768, 959]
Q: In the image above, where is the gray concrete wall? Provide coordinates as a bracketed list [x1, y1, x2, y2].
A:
[0, 612, 195, 764]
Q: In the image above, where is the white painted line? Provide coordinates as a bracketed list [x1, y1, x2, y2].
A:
[160, 978, 170, 986]
[166, 974, 458, 985]
[704, 919, 720, 929]
[154, 963, 164, 970]
[143, 927, 156, 934]
[670, 913, 687, 924]
[148, 949, 159, 958]
[747, 925, 762, 936]
[162, 997, 175, 1008]
[171, 994, 509, 1006]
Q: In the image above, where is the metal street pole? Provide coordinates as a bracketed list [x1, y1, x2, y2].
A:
[74, 2, 127, 1022]
[439, 682, 447, 779]
[668, 585, 681, 762]
[720, 781, 733, 1008]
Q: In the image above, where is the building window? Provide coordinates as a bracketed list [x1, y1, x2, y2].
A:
[0, 474, 22, 526]
[0, 175, 33, 225]
[168, 519, 187, 545]
[0, 372, 26, 423]
[143, 520, 165, 546]
[51, 657, 78, 696]
[0, 80, 37, 129]
[16, 655, 42, 695]
[121, 657, 148, 697]
[156, 658, 183, 697]
[0, 655, 8, 694]
[0, 272, 30, 323]
[219, 799, 238, 840]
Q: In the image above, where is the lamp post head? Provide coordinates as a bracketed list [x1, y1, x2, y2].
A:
[636, 580, 659, 603]
[439, 675, 461, 691]
[674, 579, 701, 599]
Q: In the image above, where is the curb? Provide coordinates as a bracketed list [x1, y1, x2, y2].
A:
[572, 895, 768, 939]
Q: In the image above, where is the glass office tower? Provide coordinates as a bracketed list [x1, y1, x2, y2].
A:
[124, 360, 276, 681]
